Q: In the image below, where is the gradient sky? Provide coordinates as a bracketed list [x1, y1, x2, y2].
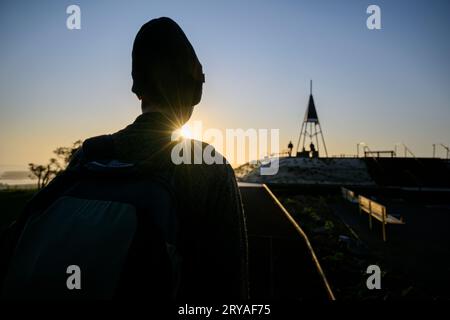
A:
[1, 0, 450, 168]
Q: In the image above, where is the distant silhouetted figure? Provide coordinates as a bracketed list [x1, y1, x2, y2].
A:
[309, 142, 319, 158]
[1, 17, 248, 301]
[287, 141, 293, 157]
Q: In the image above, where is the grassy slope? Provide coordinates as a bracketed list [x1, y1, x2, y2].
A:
[278, 194, 417, 300]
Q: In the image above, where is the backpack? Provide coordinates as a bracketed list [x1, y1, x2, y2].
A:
[1, 135, 181, 300]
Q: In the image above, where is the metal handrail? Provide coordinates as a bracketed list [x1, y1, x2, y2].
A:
[262, 184, 336, 301]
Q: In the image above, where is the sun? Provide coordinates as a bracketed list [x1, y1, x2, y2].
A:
[180, 124, 193, 139]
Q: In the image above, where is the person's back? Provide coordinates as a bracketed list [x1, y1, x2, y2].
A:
[1, 17, 248, 300]
[81, 113, 249, 299]
[121, 17, 248, 299]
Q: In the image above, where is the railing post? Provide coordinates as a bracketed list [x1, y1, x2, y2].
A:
[358, 196, 362, 215]
[382, 206, 387, 242]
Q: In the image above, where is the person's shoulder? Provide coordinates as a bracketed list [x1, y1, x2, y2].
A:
[82, 135, 114, 159]
[171, 140, 238, 204]
[66, 134, 114, 168]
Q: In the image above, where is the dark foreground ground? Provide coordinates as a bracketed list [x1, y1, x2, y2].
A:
[1, 187, 336, 300]
[275, 189, 450, 300]
[1, 188, 449, 300]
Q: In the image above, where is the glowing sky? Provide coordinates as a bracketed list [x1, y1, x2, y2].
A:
[1, 0, 450, 168]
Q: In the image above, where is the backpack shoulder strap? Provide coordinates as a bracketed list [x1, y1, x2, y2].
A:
[82, 134, 115, 161]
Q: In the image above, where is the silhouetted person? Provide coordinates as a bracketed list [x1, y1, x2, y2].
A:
[1, 17, 248, 300]
[310, 142, 316, 153]
[287, 141, 293, 157]
[90, 17, 249, 299]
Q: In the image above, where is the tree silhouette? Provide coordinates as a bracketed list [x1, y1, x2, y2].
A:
[29, 140, 82, 189]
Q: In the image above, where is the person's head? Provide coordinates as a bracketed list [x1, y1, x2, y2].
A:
[131, 17, 204, 127]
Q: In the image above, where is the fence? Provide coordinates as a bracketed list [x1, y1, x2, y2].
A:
[341, 187, 358, 203]
[358, 195, 404, 242]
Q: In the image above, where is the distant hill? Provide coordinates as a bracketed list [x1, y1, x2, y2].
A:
[0, 169, 34, 187]
[0, 170, 29, 180]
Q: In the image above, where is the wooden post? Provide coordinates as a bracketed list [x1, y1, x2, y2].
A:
[358, 196, 362, 215]
[368, 200, 372, 230]
[382, 206, 387, 242]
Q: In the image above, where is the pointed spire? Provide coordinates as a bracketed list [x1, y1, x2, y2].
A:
[304, 80, 318, 123]
[304, 95, 319, 123]
[296, 80, 328, 157]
